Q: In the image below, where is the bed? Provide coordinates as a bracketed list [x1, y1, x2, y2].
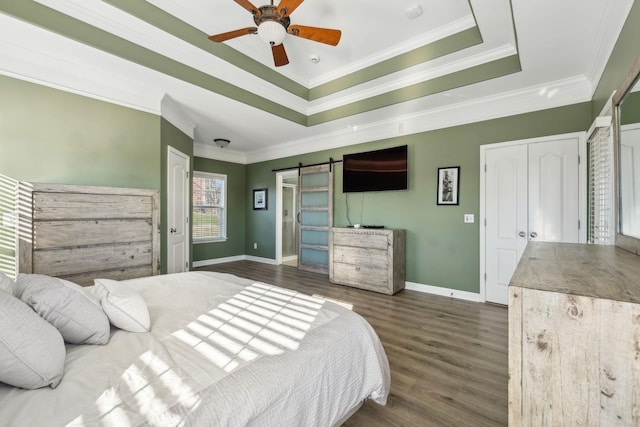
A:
[0, 271, 390, 426]
[1, 183, 390, 426]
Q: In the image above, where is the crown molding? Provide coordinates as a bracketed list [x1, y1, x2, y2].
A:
[307, 15, 477, 88]
[584, 0, 634, 92]
[194, 141, 248, 164]
[0, 14, 160, 114]
[306, 44, 518, 115]
[161, 95, 197, 139]
[244, 75, 592, 164]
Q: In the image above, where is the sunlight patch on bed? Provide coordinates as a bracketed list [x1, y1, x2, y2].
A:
[172, 283, 327, 374]
[69, 350, 202, 426]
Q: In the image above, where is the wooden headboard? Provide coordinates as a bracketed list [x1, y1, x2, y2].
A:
[18, 183, 160, 286]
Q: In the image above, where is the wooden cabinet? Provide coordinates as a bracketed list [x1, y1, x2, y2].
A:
[329, 228, 405, 295]
[509, 242, 640, 426]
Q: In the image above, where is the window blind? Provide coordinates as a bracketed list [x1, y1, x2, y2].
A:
[588, 124, 615, 245]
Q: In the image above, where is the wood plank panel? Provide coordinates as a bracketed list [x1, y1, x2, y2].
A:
[34, 219, 152, 249]
[33, 192, 152, 220]
[510, 243, 640, 425]
[332, 231, 389, 250]
[196, 260, 508, 426]
[33, 242, 152, 276]
[18, 182, 160, 281]
[333, 245, 389, 268]
[332, 262, 389, 291]
[61, 265, 154, 287]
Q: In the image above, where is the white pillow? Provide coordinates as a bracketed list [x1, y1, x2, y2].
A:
[0, 272, 15, 295]
[94, 279, 150, 333]
[16, 274, 110, 345]
[0, 289, 66, 389]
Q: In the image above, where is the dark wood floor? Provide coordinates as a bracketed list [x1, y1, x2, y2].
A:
[195, 261, 508, 427]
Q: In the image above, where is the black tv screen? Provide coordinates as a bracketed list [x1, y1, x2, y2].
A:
[343, 145, 408, 193]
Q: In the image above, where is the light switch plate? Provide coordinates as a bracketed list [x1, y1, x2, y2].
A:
[464, 214, 475, 223]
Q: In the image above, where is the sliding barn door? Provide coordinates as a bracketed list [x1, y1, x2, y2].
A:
[298, 164, 333, 274]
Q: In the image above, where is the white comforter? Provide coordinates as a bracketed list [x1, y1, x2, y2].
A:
[0, 271, 390, 426]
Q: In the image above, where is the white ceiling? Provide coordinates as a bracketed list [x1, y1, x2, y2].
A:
[0, 0, 634, 164]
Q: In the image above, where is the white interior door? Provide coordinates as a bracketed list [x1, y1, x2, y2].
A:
[167, 146, 189, 274]
[485, 145, 528, 305]
[528, 138, 580, 242]
[483, 136, 581, 304]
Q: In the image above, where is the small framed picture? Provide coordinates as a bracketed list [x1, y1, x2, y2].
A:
[437, 167, 460, 205]
[253, 188, 268, 210]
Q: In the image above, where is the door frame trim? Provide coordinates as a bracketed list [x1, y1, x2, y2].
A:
[275, 170, 298, 265]
[167, 145, 190, 273]
[479, 131, 586, 302]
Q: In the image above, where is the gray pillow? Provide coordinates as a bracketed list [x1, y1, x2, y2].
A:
[16, 274, 110, 345]
[0, 272, 15, 295]
[0, 289, 66, 389]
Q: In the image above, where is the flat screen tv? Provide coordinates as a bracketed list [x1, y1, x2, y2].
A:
[343, 145, 408, 193]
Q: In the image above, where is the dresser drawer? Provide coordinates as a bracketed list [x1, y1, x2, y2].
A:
[332, 262, 390, 292]
[331, 231, 389, 250]
[332, 245, 388, 269]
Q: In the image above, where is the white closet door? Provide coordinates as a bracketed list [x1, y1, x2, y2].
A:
[484, 136, 581, 305]
[485, 145, 528, 305]
[528, 138, 580, 243]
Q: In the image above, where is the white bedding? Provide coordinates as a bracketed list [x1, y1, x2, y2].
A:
[0, 271, 390, 426]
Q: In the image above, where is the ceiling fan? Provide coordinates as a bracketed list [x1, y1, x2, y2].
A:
[208, 0, 342, 67]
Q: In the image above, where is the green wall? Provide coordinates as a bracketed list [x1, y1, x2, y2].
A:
[591, 1, 640, 117]
[0, 75, 160, 188]
[245, 103, 592, 293]
[192, 157, 247, 261]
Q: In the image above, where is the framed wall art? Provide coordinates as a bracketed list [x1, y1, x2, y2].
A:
[253, 188, 268, 210]
[437, 166, 460, 205]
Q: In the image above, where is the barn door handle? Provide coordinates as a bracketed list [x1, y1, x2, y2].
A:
[296, 212, 301, 224]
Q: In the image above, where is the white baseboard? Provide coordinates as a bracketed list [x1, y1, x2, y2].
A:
[192, 257, 482, 302]
[192, 255, 248, 268]
[192, 255, 277, 268]
[405, 281, 482, 302]
[245, 256, 278, 265]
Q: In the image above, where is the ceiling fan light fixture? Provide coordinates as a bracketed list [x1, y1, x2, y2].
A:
[258, 20, 286, 45]
[213, 138, 230, 148]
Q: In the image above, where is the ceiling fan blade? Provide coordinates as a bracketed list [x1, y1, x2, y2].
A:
[234, 0, 261, 16]
[276, 0, 304, 17]
[208, 27, 257, 42]
[272, 43, 289, 67]
[288, 25, 341, 46]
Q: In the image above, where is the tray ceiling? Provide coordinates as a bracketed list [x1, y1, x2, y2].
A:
[0, 0, 633, 163]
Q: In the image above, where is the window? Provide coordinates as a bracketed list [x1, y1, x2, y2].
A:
[192, 172, 226, 242]
[588, 123, 615, 245]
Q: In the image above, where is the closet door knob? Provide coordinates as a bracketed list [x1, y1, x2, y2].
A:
[519, 231, 526, 238]
[530, 232, 538, 238]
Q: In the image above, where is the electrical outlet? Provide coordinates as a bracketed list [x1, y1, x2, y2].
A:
[464, 214, 475, 223]
[253, 243, 258, 250]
